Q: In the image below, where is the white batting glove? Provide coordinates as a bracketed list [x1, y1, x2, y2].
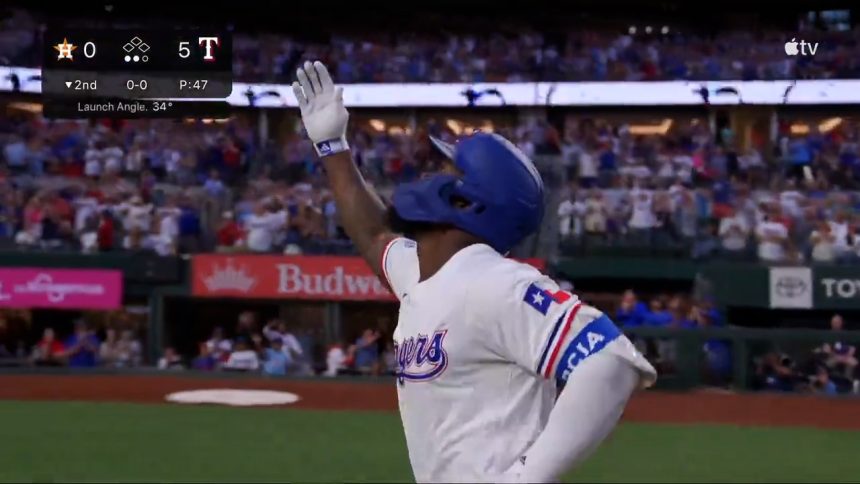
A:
[291, 60, 349, 157]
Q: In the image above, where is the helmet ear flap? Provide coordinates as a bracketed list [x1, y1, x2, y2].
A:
[440, 182, 485, 213]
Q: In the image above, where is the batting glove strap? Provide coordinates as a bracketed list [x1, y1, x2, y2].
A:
[314, 136, 350, 157]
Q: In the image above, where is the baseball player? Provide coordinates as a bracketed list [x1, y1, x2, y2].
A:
[292, 61, 657, 483]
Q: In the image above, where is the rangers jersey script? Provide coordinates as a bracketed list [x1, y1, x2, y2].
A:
[382, 238, 656, 483]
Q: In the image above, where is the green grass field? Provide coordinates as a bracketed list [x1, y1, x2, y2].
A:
[2, 401, 859, 483]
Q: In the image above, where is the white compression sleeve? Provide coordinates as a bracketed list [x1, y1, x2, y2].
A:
[518, 352, 640, 483]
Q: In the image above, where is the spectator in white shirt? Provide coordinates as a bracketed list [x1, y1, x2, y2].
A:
[828, 212, 851, 259]
[755, 216, 789, 262]
[583, 189, 608, 236]
[577, 148, 598, 188]
[125, 142, 146, 174]
[163, 146, 182, 179]
[672, 151, 695, 183]
[718, 208, 750, 253]
[244, 202, 287, 252]
[810, 221, 837, 263]
[157, 347, 185, 371]
[142, 215, 176, 256]
[557, 192, 585, 239]
[850, 224, 860, 262]
[560, 137, 582, 180]
[120, 195, 152, 232]
[739, 147, 764, 171]
[102, 142, 124, 175]
[779, 182, 805, 219]
[628, 190, 656, 241]
[157, 209, 179, 241]
[84, 141, 104, 178]
[73, 197, 101, 234]
[324, 341, 348, 377]
[223, 339, 260, 372]
[268, 202, 290, 249]
[244, 203, 275, 252]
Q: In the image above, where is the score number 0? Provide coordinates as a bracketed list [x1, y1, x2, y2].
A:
[83, 41, 96, 58]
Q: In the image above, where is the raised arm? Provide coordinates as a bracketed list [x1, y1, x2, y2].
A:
[291, 61, 397, 277]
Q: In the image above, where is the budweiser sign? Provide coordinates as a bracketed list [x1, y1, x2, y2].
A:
[192, 254, 397, 301]
[192, 254, 546, 301]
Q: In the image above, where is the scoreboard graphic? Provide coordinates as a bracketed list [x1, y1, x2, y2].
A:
[42, 28, 233, 119]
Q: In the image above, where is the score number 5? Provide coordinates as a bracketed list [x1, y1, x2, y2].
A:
[178, 41, 191, 59]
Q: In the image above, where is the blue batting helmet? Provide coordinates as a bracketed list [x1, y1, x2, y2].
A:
[391, 132, 544, 254]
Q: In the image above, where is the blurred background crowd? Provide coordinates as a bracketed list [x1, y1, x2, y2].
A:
[1, 111, 859, 264]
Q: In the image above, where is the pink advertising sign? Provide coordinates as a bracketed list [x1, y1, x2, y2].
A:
[0, 268, 123, 310]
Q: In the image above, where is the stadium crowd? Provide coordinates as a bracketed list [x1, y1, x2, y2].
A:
[2, 111, 860, 261]
[188, 311, 397, 378]
[29, 320, 144, 368]
[556, 117, 860, 263]
[3, 8, 860, 82]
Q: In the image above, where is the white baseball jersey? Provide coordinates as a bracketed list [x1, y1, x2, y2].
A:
[383, 238, 656, 483]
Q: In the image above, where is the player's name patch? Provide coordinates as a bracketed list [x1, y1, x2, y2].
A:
[394, 330, 449, 384]
[555, 315, 621, 384]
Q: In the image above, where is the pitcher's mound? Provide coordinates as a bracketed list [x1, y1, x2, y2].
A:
[165, 389, 301, 407]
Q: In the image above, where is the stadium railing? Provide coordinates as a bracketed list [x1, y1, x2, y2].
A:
[625, 326, 860, 392]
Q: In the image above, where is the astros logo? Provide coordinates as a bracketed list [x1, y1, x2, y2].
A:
[54, 38, 77, 60]
[394, 330, 448, 384]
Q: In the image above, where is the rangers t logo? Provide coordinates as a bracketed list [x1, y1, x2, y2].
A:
[394, 330, 448, 384]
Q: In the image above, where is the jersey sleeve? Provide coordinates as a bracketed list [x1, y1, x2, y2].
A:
[477, 267, 623, 385]
[380, 237, 419, 301]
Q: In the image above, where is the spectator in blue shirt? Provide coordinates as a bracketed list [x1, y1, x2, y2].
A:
[816, 314, 857, 380]
[687, 304, 732, 382]
[353, 329, 381, 375]
[179, 206, 201, 237]
[615, 290, 649, 327]
[712, 179, 733, 205]
[812, 366, 838, 396]
[644, 298, 672, 327]
[788, 137, 813, 181]
[177, 203, 201, 252]
[3, 134, 27, 171]
[202, 169, 226, 198]
[63, 320, 100, 368]
[192, 342, 217, 371]
[262, 338, 289, 376]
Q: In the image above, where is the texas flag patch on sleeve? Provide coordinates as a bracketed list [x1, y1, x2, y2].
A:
[523, 283, 571, 315]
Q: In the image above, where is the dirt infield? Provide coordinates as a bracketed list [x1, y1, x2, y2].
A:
[0, 373, 858, 430]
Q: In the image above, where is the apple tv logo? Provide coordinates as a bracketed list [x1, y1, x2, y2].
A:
[784, 38, 819, 56]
